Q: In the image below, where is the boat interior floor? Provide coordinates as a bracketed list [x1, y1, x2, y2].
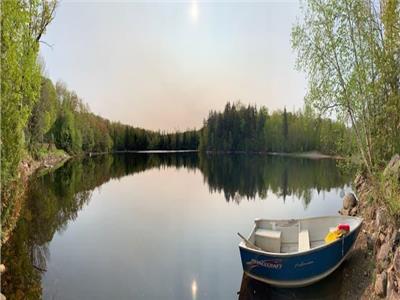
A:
[249, 217, 360, 254]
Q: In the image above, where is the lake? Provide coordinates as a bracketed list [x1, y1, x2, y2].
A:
[2, 153, 354, 300]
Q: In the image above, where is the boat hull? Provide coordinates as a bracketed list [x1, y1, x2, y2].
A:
[239, 225, 361, 287]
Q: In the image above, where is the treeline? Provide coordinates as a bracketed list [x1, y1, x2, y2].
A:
[26, 78, 200, 156]
[30, 80, 352, 159]
[199, 102, 351, 155]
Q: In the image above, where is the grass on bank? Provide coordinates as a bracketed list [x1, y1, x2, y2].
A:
[381, 173, 400, 218]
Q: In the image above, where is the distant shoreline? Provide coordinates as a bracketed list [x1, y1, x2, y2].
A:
[84, 149, 342, 160]
[86, 150, 199, 157]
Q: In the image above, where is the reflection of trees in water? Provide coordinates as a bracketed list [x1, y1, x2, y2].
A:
[1, 153, 199, 299]
[198, 154, 352, 205]
[2, 155, 115, 299]
[2, 153, 351, 299]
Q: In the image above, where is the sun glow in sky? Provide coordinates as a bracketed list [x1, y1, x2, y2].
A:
[40, 1, 305, 131]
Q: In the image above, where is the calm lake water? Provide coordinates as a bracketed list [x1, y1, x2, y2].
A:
[2, 153, 354, 300]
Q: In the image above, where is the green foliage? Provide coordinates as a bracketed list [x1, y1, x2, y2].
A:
[1, 0, 56, 184]
[200, 102, 350, 154]
[27, 77, 194, 157]
[27, 77, 59, 155]
[292, 0, 400, 173]
[1, 1, 39, 183]
[379, 169, 400, 217]
[282, 107, 289, 151]
[54, 107, 82, 153]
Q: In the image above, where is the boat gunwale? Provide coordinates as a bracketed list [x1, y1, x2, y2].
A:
[239, 215, 363, 257]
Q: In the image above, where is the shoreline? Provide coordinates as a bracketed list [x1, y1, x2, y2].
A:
[1, 151, 71, 245]
[66, 149, 341, 161]
[339, 154, 400, 299]
[20, 151, 71, 178]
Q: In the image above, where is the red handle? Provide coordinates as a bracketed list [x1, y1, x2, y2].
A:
[338, 224, 350, 231]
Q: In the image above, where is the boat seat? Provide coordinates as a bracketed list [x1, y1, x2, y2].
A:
[298, 229, 310, 251]
[255, 229, 281, 253]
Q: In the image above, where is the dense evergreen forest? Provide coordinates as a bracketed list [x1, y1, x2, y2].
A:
[199, 102, 352, 155]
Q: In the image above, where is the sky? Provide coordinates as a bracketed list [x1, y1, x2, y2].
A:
[41, 0, 306, 131]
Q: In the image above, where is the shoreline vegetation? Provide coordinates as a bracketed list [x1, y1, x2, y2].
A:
[290, 0, 400, 297]
[336, 155, 400, 299]
[1, 149, 70, 245]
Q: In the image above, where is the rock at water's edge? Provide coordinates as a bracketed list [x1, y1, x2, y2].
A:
[343, 193, 357, 210]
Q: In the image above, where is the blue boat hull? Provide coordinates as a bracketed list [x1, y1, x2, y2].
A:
[239, 225, 361, 287]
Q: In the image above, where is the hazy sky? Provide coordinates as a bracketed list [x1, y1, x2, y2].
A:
[41, 1, 306, 131]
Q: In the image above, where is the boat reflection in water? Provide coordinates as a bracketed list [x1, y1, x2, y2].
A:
[238, 268, 345, 300]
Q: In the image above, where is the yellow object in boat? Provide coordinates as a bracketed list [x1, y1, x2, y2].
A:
[324, 229, 345, 244]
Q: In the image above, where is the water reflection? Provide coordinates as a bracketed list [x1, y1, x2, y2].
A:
[238, 255, 356, 300]
[238, 268, 344, 300]
[191, 279, 198, 300]
[199, 154, 349, 205]
[1, 153, 352, 299]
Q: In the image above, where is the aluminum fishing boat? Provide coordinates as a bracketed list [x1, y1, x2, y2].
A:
[238, 216, 363, 287]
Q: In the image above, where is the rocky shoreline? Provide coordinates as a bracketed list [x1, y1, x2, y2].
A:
[1, 151, 70, 245]
[19, 151, 70, 178]
[340, 154, 400, 299]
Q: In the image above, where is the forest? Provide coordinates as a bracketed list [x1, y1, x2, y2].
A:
[29, 77, 351, 161]
[199, 102, 352, 155]
[27, 78, 200, 156]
